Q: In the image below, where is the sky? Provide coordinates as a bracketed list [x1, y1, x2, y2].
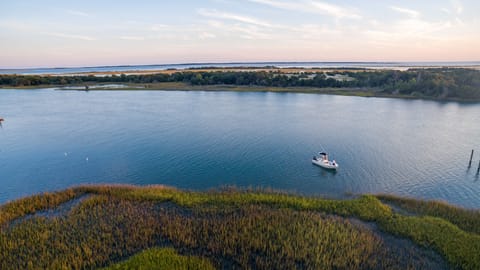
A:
[0, 0, 479, 68]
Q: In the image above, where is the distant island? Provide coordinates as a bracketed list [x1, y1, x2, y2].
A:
[1, 185, 479, 269]
[1, 67, 480, 101]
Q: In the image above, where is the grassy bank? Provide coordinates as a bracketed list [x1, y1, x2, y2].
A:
[0, 185, 479, 269]
[101, 247, 215, 270]
[377, 194, 480, 234]
[0, 81, 377, 95]
[73, 82, 480, 102]
[3, 82, 477, 102]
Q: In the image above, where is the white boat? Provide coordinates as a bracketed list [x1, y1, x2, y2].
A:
[312, 152, 338, 170]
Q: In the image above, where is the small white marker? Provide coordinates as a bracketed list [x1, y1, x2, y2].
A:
[64, 152, 68, 156]
[86, 157, 89, 161]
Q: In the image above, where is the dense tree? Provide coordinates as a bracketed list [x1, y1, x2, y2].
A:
[1, 68, 479, 100]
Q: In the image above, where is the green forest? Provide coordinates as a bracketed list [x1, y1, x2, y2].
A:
[1, 68, 479, 100]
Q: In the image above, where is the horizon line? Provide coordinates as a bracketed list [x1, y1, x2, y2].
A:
[1, 60, 480, 70]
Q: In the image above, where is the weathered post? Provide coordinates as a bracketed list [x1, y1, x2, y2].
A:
[469, 149, 474, 167]
[477, 160, 480, 175]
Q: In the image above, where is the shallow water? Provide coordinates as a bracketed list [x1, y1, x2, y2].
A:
[0, 89, 479, 208]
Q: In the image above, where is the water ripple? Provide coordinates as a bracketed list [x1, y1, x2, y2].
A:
[0, 90, 479, 208]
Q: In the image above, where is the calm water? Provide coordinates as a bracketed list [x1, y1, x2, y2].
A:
[1, 89, 479, 208]
[1, 61, 479, 75]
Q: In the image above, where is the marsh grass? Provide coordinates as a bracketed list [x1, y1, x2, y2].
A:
[0, 188, 85, 227]
[101, 247, 214, 270]
[377, 194, 480, 234]
[0, 185, 478, 269]
[77, 185, 480, 268]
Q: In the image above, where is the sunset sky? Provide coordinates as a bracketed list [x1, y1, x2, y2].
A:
[1, 0, 479, 68]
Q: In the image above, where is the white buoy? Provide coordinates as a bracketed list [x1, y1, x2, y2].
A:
[64, 152, 68, 156]
[86, 157, 89, 161]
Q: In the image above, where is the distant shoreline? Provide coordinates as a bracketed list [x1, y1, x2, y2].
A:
[1, 61, 480, 76]
[55, 65, 480, 77]
[2, 67, 479, 102]
[3, 82, 479, 103]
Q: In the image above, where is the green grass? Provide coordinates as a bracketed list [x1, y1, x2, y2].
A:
[0, 185, 479, 269]
[0, 188, 85, 227]
[379, 214, 480, 270]
[101, 247, 214, 270]
[377, 194, 480, 234]
[79, 185, 480, 269]
[78, 184, 393, 220]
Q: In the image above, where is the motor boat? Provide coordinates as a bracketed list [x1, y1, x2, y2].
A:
[312, 152, 338, 170]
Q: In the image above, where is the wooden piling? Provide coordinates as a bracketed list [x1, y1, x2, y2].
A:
[477, 160, 480, 175]
[469, 149, 474, 167]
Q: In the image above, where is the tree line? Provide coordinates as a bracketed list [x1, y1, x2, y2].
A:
[1, 68, 479, 100]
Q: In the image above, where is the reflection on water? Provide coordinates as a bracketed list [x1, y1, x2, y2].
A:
[0, 89, 479, 208]
[58, 84, 144, 90]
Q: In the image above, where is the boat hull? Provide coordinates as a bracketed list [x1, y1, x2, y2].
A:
[312, 159, 338, 170]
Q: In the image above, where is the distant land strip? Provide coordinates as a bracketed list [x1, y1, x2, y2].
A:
[1, 67, 479, 101]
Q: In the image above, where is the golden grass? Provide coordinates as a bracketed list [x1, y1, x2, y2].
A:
[1, 185, 478, 269]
